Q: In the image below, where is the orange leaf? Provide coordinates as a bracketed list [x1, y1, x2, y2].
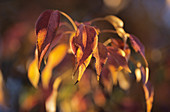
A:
[36, 10, 60, 69]
[143, 82, 154, 112]
[111, 38, 131, 60]
[93, 43, 108, 81]
[75, 54, 92, 84]
[28, 49, 40, 88]
[42, 44, 68, 89]
[70, 23, 98, 74]
[107, 47, 131, 73]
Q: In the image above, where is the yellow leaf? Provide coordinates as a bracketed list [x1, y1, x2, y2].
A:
[42, 44, 68, 89]
[108, 65, 118, 85]
[118, 71, 130, 90]
[77, 54, 92, 83]
[135, 62, 142, 82]
[145, 67, 149, 84]
[105, 15, 124, 28]
[28, 49, 39, 88]
[116, 28, 127, 39]
[45, 77, 62, 112]
[135, 68, 142, 82]
[143, 84, 154, 112]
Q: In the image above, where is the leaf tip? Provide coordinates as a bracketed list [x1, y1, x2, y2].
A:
[74, 80, 79, 85]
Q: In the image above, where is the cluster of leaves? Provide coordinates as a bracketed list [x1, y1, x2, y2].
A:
[28, 9, 154, 112]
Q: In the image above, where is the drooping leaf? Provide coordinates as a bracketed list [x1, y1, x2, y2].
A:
[70, 23, 98, 73]
[44, 22, 73, 61]
[107, 46, 131, 73]
[141, 66, 149, 84]
[135, 62, 142, 82]
[93, 42, 108, 81]
[42, 44, 68, 89]
[75, 54, 92, 84]
[108, 65, 118, 85]
[129, 34, 149, 84]
[111, 38, 131, 60]
[28, 49, 40, 88]
[143, 82, 154, 112]
[117, 71, 130, 90]
[45, 77, 62, 112]
[35, 9, 60, 69]
[129, 34, 145, 56]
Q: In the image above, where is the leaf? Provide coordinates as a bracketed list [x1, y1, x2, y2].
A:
[42, 44, 68, 89]
[104, 15, 124, 28]
[134, 62, 142, 82]
[111, 38, 131, 60]
[44, 22, 73, 60]
[45, 77, 62, 112]
[35, 10, 60, 69]
[117, 71, 130, 90]
[129, 34, 145, 56]
[141, 66, 149, 84]
[75, 54, 92, 84]
[28, 49, 40, 88]
[93, 42, 108, 81]
[70, 23, 98, 74]
[108, 65, 118, 85]
[143, 82, 154, 112]
[107, 47, 131, 73]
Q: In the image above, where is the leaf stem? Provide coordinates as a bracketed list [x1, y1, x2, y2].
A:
[59, 11, 77, 31]
[100, 29, 117, 34]
[89, 17, 105, 23]
[103, 39, 112, 46]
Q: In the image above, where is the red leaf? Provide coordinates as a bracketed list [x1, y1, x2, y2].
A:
[44, 22, 73, 59]
[35, 10, 60, 69]
[111, 38, 131, 60]
[93, 42, 108, 80]
[107, 47, 131, 72]
[70, 23, 98, 70]
[129, 34, 145, 56]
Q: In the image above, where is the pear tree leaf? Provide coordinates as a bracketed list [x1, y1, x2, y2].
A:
[41, 44, 68, 89]
[107, 47, 131, 73]
[35, 9, 60, 69]
[28, 49, 40, 88]
[93, 42, 108, 81]
[70, 23, 98, 75]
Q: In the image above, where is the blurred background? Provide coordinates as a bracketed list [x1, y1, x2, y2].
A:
[0, 0, 170, 111]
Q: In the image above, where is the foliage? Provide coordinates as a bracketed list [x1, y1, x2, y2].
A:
[28, 9, 154, 112]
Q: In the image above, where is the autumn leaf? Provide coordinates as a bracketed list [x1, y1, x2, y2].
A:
[143, 82, 154, 112]
[107, 46, 131, 73]
[70, 23, 98, 76]
[75, 54, 92, 84]
[129, 34, 145, 56]
[110, 38, 131, 60]
[44, 22, 73, 61]
[28, 48, 40, 88]
[93, 42, 108, 81]
[35, 9, 60, 69]
[45, 77, 62, 112]
[41, 44, 68, 89]
[104, 15, 124, 28]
